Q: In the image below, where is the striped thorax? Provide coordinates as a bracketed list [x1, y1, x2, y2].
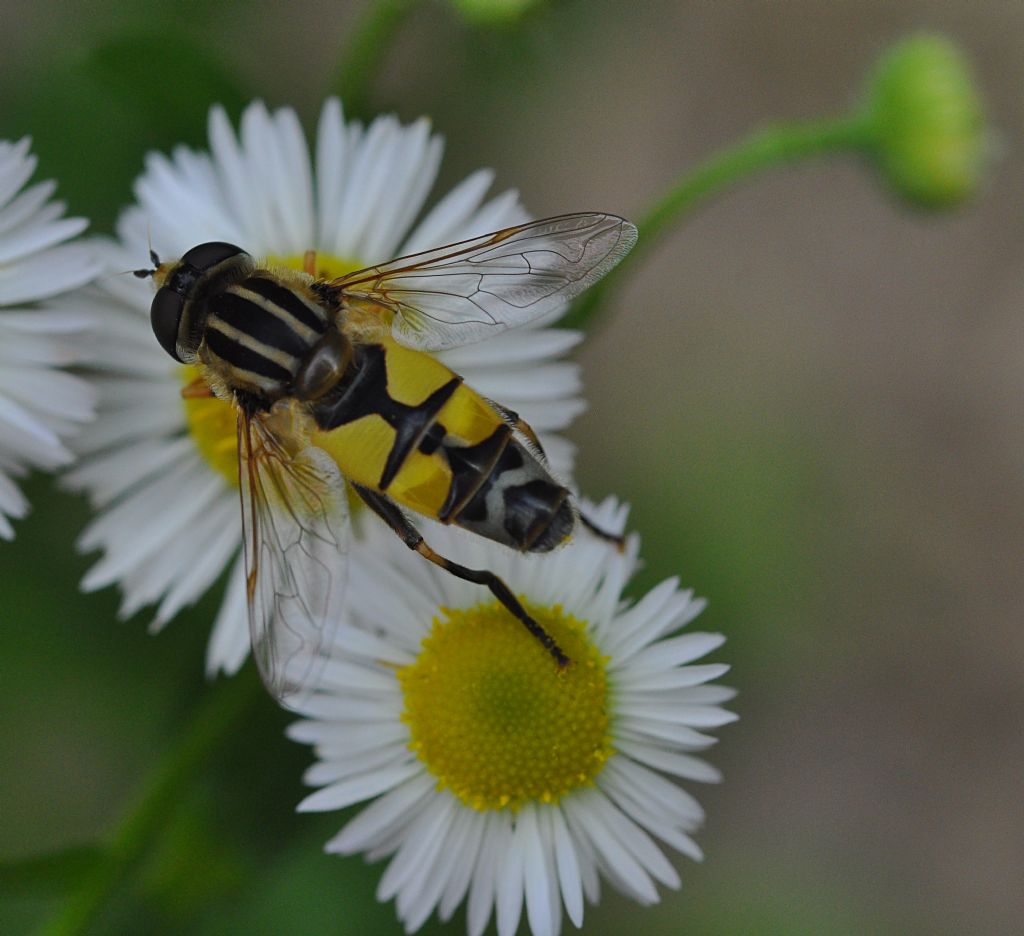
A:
[149, 242, 337, 402]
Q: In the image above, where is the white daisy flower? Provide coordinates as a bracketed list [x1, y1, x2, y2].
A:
[63, 99, 586, 675]
[0, 138, 99, 539]
[289, 498, 737, 936]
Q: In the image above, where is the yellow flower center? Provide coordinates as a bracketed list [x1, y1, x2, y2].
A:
[399, 601, 613, 811]
[179, 252, 361, 487]
[180, 364, 238, 483]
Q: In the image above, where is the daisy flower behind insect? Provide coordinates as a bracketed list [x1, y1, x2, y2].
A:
[63, 98, 587, 675]
[289, 498, 736, 936]
[0, 138, 99, 539]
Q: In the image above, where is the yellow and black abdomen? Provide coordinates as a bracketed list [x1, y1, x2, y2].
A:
[313, 336, 574, 552]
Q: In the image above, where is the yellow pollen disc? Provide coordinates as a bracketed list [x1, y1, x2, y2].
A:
[265, 253, 362, 281]
[180, 364, 238, 484]
[399, 601, 613, 812]
[180, 252, 361, 488]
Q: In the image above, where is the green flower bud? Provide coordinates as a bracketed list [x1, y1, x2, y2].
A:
[449, 0, 543, 25]
[865, 34, 986, 208]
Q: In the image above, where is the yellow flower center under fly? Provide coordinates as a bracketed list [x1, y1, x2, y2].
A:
[179, 252, 361, 488]
[399, 601, 613, 812]
[180, 364, 238, 484]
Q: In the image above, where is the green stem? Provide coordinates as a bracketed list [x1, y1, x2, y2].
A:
[561, 113, 873, 331]
[34, 671, 262, 936]
[331, 0, 423, 116]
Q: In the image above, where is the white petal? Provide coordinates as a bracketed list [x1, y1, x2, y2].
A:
[305, 657, 399, 695]
[297, 758, 420, 813]
[0, 139, 35, 210]
[377, 793, 457, 901]
[399, 805, 473, 933]
[325, 772, 435, 855]
[0, 213, 86, 264]
[152, 502, 240, 627]
[585, 788, 680, 889]
[615, 740, 722, 783]
[520, 804, 555, 936]
[0, 366, 96, 423]
[268, 106, 315, 252]
[467, 813, 507, 936]
[65, 436, 194, 508]
[360, 117, 439, 261]
[79, 462, 224, 589]
[680, 684, 738, 705]
[0, 468, 28, 520]
[286, 718, 408, 751]
[303, 740, 408, 786]
[466, 363, 580, 404]
[495, 816, 525, 936]
[598, 766, 704, 859]
[615, 663, 731, 693]
[562, 794, 657, 904]
[462, 187, 527, 240]
[616, 700, 738, 729]
[623, 632, 727, 672]
[0, 180, 57, 237]
[205, 554, 250, 676]
[616, 720, 720, 750]
[315, 98, 348, 251]
[208, 105, 262, 244]
[438, 809, 488, 921]
[0, 242, 98, 304]
[334, 116, 399, 258]
[438, 327, 581, 370]
[603, 757, 705, 829]
[291, 694, 400, 723]
[0, 391, 62, 451]
[539, 809, 580, 931]
[401, 168, 494, 254]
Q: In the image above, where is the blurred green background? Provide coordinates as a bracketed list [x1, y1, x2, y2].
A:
[2, 1, 1021, 934]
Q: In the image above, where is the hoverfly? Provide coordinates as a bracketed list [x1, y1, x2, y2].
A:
[138, 213, 637, 707]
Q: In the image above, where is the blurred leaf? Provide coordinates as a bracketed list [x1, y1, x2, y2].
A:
[637, 866, 887, 936]
[191, 826, 396, 936]
[333, 0, 421, 118]
[612, 417, 826, 675]
[0, 32, 247, 231]
[0, 845, 101, 896]
[83, 33, 247, 140]
[449, 0, 546, 26]
[135, 790, 248, 926]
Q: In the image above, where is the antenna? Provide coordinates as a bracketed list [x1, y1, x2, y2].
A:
[133, 228, 161, 279]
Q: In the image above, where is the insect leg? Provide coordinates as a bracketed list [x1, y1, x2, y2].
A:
[581, 509, 626, 548]
[578, 512, 626, 551]
[352, 483, 570, 667]
[488, 401, 545, 454]
[303, 250, 317, 276]
[180, 377, 213, 399]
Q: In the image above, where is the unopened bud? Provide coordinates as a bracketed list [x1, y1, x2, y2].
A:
[865, 34, 986, 208]
[449, 0, 543, 25]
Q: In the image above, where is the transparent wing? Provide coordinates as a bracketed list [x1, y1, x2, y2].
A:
[331, 212, 637, 351]
[238, 405, 350, 709]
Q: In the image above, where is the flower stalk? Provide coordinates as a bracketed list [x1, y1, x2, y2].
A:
[34, 671, 261, 936]
[561, 113, 871, 332]
[564, 33, 986, 332]
[331, 0, 423, 116]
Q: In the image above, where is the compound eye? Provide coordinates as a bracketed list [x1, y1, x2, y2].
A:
[179, 241, 244, 273]
[151, 286, 185, 361]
